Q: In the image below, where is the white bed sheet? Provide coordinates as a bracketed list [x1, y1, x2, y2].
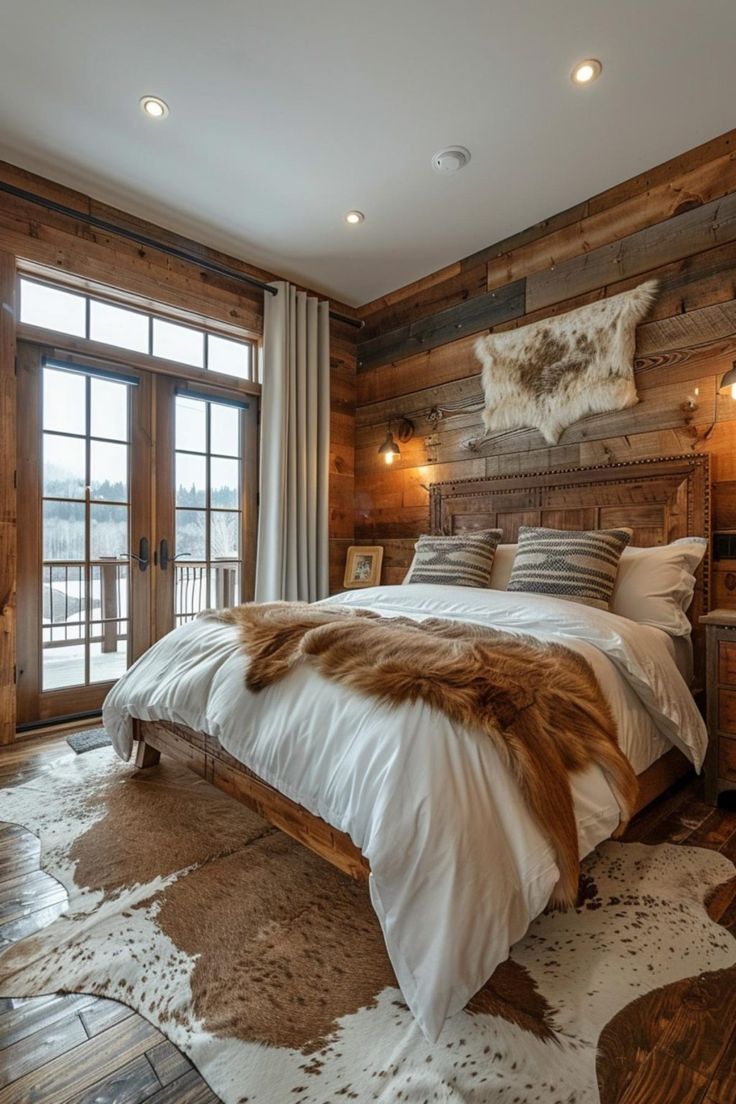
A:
[103, 585, 706, 1041]
[664, 630, 695, 686]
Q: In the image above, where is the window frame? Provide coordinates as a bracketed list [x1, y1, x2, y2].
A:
[17, 274, 258, 384]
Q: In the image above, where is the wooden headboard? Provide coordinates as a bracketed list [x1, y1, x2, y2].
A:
[429, 454, 711, 682]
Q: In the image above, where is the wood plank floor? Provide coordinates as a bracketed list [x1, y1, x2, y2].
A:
[0, 736, 735, 1103]
[0, 735, 218, 1104]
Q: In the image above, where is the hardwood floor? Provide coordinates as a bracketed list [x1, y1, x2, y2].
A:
[0, 735, 218, 1104]
[0, 736, 735, 1103]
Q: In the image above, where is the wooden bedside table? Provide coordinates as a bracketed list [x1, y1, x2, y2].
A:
[700, 609, 736, 805]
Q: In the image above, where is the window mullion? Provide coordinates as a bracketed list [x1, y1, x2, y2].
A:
[19, 277, 253, 380]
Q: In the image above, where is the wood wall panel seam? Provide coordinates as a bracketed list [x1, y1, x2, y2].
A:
[486, 150, 736, 293]
[525, 190, 736, 313]
[356, 279, 526, 371]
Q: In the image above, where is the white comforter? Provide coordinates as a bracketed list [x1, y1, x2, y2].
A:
[103, 585, 707, 1041]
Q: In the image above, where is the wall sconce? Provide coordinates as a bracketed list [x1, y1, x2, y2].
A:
[378, 417, 414, 465]
[719, 361, 736, 399]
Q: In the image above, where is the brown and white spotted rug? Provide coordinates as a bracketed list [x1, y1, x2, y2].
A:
[1, 749, 734, 1104]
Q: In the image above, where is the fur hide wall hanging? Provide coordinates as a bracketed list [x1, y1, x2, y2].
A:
[474, 279, 659, 444]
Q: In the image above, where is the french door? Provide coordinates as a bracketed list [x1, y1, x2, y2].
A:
[16, 341, 257, 726]
[150, 374, 257, 641]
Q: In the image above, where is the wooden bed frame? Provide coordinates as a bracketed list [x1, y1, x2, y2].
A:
[134, 454, 710, 882]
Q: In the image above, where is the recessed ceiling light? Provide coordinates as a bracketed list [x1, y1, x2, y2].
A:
[571, 59, 602, 85]
[345, 210, 365, 225]
[140, 95, 169, 119]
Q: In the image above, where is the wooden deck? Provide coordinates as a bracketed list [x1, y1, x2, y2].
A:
[0, 734, 735, 1103]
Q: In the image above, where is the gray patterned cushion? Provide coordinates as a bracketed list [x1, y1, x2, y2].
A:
[405, 530, 503, 588]
[507, 526, 632, 610]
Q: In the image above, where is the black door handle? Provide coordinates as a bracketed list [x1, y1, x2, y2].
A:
[158, 540, 191, 570]
[119, 537, 149, 571]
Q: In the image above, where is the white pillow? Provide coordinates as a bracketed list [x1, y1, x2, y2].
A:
[489, 537, 706, 636]
[488, 543, 518, 590]
[610, 538, 707, 636]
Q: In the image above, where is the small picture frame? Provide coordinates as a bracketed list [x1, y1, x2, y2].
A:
[343, 545, 384, 589]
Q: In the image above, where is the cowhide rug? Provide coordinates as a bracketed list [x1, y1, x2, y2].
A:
[474, 280, 658, 445]
[1, 750, 734, 1104]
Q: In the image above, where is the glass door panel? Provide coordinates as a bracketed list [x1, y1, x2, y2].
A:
[173, 394, 243, 624]
[16, 341, 153, 727]
[41, 364, 134, 690]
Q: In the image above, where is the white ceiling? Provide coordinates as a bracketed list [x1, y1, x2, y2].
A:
[1, 1, 735, 307]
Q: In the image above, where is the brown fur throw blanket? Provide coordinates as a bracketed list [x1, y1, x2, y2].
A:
[221, 602, 639, 908]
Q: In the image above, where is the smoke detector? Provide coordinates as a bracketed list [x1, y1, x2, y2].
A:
[431, 146, 471, 175]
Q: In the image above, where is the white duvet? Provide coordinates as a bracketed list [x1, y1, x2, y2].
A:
[103, 585, 707, 1041]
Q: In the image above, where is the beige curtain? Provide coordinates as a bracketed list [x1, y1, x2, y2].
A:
[255, 282, 330, 602]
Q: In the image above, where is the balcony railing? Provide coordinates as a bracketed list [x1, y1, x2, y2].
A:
[42, 559, 240, 652]
[175, 562, 239, 624]
[43, 560, 127, 638]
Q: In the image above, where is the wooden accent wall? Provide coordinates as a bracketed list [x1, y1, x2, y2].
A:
[329, 325, 357, 593]
[0, 162, 357, 741]
[355, 128, 736, 604]
[0, 253, 16, 744]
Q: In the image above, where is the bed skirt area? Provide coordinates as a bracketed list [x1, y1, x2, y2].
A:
[133, 718, 370, 880]
[132, 718, 691, 881]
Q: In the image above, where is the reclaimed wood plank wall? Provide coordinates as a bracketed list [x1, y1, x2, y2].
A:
[354, 128, 736, 606]
[0, 162, 358, 740]
[0, 252, 16, 744]
[329, 326, 358, 593]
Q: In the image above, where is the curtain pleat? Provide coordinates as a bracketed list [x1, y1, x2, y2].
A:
[255, 282, 330, 602]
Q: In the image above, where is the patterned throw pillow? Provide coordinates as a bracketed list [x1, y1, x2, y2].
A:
[507, 526, 632, 610]
[405, 530, 503, 588]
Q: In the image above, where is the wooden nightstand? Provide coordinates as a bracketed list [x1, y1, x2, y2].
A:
[700, 609, 736, 805]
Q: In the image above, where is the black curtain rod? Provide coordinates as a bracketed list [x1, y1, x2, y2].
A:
[0, 180, 363, 330]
